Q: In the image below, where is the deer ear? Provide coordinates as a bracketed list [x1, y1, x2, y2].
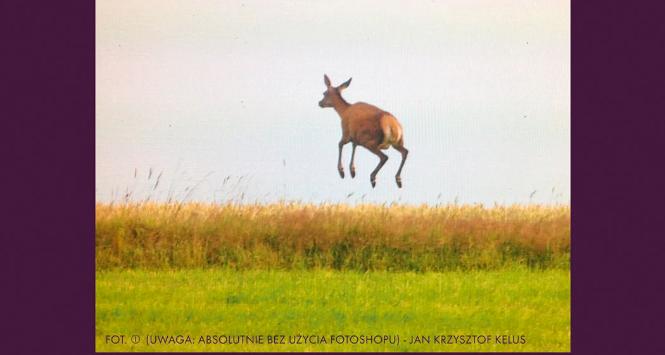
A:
[338, 77, 352, 90]
[324, 74, 331, 87]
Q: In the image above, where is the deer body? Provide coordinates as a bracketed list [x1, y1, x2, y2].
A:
[319, 75, 409, 188]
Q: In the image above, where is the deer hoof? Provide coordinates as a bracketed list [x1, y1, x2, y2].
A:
[371, 178, 376, 188]
[338, 169, 345, 178]
[350, 168, 356, 178]
[396, 177, 402, 188]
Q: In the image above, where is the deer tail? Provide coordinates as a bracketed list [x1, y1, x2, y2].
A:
[381, 115, 402, 146]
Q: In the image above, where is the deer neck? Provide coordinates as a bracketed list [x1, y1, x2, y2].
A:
[332, 94, 350, 116]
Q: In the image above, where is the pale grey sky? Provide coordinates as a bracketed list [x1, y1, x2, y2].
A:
[96, 0, 569, 205]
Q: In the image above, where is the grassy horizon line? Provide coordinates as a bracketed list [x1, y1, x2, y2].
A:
[96, 202, 570, 271]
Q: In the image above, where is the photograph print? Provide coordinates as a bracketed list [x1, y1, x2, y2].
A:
[96, 0, 570, 352]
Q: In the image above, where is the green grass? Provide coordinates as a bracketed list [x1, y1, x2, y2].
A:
[96, 203, 570, 351]
[96, 268, 570, 352]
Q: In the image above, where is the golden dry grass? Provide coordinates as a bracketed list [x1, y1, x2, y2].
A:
[96, 202, 570, 271]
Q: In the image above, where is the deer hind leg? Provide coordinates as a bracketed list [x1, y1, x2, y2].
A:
[349, 143, 357, 178]
[393, 142, 409, 188]
[368, 146, 388, 188]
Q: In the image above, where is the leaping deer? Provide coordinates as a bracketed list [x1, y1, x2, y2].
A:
[318, 74, 408, 188]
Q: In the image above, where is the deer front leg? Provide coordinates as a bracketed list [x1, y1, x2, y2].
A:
[337, 139, 349, 178]
[368, 146, 388, 188]
[349, 143, 357, 178]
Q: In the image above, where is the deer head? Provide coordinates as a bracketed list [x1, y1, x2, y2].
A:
[318, 74, 352, 108]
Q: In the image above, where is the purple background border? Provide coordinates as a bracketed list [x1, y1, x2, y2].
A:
[3, 0, 665, 354]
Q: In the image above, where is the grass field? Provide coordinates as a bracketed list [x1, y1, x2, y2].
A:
[95, 203, 570, 352]
[96, 268, 569, 352]
[96, 203, 569, 271]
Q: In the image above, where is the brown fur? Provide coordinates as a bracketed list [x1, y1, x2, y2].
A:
[318, 74, 409, 188]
